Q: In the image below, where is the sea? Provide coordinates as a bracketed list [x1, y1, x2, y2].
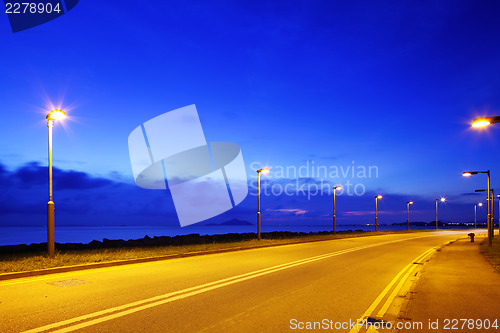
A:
[0, 224, 479, 247]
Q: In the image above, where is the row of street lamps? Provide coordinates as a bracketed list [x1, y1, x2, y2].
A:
[467, 116, 500, 247]
[254, 116, 499, 244]
[257, 170, 498, 242]
[463, 170, 494, 246]
[257, 173, 450, 236]
[44, 112, 500, 256]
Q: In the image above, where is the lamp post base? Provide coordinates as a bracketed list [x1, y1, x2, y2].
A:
[47, 201, 55, 257]
[257, 212, 261, 240]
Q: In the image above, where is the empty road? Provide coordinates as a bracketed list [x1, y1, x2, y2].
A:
[0, 230, 476, 333]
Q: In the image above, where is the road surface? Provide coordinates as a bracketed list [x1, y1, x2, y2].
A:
[0, 230, 476, 332]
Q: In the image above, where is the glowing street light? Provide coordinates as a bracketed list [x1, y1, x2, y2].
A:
[46, 109, 66, 257]
[256, 168, 269, 240]
[406, 201, 413, 231]
[375, 195, 382, 232]
[463, 170, 492, 246]
[471, 116, 500, 128]
[332, 186, 342, 234]
[435, 197, 446, 229]
[475, 202, 483, 229]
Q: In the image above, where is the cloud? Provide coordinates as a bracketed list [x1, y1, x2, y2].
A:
[12, 162, 113, 189]
[460, 192, 482, 197]
[0, 161, 484, 228]
[267, 208, 307, 215]
[0, 160, 183, 226]
[342, 211, 373, 216]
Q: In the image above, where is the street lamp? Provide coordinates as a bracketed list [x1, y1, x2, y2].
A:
[463, 171, 492, 246]
[498, 194, 500, 236]
[471, 116, 500, 128]
[435, 197, 445, 229]
[476, 189, 494, 232]
[332, 186, 342, 234]
[256, 168, 269, 240]
[375, 195, 382, 232]
[474, 202, 483, 229]
[46, 109, 66, 257]
[406, 201, 413, 231]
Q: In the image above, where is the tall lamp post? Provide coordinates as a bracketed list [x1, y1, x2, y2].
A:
[332, 186, 342, 234]
[406, 201, 413, 231]
[463, 171, 492, 246]
[375, 195, 382, 232]
[474, 202, 483, 229]
[256, 168, 269, 240]
[435, 197, 445, 229]
[476, 189, 494, 232]
[46, 109, 66, 257]
[497, 194, 500, 235]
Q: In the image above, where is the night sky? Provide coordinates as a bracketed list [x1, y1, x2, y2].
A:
[1, 1, 500, 231]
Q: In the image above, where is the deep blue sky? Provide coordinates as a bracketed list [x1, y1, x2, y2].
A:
[1, 1, 500, 230]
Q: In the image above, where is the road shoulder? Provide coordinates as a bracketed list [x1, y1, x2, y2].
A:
[394, 237, 500, 333]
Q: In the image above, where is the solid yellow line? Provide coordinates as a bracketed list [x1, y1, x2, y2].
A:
[348, 247, 436, 333]
[20, 237, 431, 333]
[375, 247, 437, 317]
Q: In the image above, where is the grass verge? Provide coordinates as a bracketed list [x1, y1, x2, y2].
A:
[0, 230, 424, 274]
[480, 236, 500, 273]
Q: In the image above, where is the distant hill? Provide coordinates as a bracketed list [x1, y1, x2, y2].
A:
[206, 218, 254, 226]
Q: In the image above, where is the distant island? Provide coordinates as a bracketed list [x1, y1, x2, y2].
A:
[206, 218, 254, 226]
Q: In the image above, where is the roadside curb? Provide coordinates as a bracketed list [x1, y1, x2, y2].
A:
[0, 235, 358, 281]
[0, 231, 470, 282]
[392, 236, 481, 333]
[347, 236, 466, 333]
[385, 237, 463, 320]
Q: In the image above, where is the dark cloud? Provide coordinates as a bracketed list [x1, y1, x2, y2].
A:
[460, 192, 482, 197]
[13, 162, 46, 186]
[0, 161, 180, 226]
[0, 161, 485, 228]
[11, 162, 113, 190]
[54, 169, 113, 190]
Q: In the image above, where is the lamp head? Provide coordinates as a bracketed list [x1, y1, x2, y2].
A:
[478, 203, 483, 206]
[472, 119, 491, 128]
[376, 195, 382, 199]
[257, 168, 269, 174]
[471, 116, 500, 128]
[440, 197, 446, 202]
[334, 186, 342, 191]
[46, 109, 66, 121]
[462, 171, 479, 177]
[408, 201, 414, 205]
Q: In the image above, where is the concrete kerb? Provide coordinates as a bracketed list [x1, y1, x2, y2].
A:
[0, 234, 363, 281]
[0, 231, 472, 282]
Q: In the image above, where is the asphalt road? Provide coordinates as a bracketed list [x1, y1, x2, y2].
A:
[0, 230, 475, 333]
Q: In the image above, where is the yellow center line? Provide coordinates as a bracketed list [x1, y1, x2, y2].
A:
[348, 240, 459, 333]
[347, 250, 432, 333]
[375, 247, 437, 318]
[20, 236, 436, 333]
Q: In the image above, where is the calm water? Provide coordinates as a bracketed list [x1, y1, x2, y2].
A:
[0, 224, 478, 246]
